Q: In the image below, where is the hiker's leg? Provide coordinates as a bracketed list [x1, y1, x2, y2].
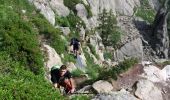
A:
[64, 79, 72, 90]
[59, 79, 72, 94]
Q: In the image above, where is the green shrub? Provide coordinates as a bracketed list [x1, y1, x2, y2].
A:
[98, 58, 138, 80]
[0, 0, 67, 99]
[135, 0, 156, 23]
[31, 15, 66, 54]
[0, 5, 43, 74]
[103, 51, 112, 60]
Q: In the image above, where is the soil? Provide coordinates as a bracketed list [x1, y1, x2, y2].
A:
[112, 64, 144, 90]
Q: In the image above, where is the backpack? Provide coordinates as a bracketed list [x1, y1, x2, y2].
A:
[51, 65, 60, 71]
[71, 38, 79, 45]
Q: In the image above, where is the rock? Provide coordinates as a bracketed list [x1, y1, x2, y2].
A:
[92, 89, 138, 100]
[87, 0, 140, 16]
[148, 0, 160, 11]
[76, 85, 92, 93]
[66, 62, 77, 72]
[42, 44, 62, 71]
[49, 0, 70, 17]
[162, 65, 170, 81]
[141, 65, 166, 82]
[92, 80, 113, 93]
[76, 4, 88, 18]
[60, 27, 70, 36]
[113, 38, 143, 62]
[79, 27, 86, 41]
[135, 79, 163, 100]
[30, 0, 55, 25]
[141, 61, 152, 66]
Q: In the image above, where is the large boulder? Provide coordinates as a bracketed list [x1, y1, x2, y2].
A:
[135, 79, 163, 100]
[42, 44, 62, 70]
[92, 80, 113, 93]
[113, 38, 143, 62]
[141, 64, 166, 82]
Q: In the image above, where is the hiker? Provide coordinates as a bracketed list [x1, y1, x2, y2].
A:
[51, 65, 75, 94]
[70, 38, 80, 57]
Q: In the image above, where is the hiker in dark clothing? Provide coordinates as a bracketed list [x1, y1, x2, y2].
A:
[70, 38, 80, 57]
[51, 65, 75, 94]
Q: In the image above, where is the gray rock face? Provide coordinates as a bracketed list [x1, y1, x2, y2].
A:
[92, 80, 113, 93]
[152, 5, 169, 59]
[76, 4, 88, 18]
[30, 0, 55, 25]
[148, 0, 160, 11]
[135, 80, 163, 100]
[49, 0, 70, 17]
[114, 38, 143, 62]
[28, 0, 70, 26]
[87, 0, 140, 16]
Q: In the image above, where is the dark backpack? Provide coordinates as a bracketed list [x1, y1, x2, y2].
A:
[71, 38, 79, 45]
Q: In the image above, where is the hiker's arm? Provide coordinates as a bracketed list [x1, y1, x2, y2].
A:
[69, 78, 75, 89]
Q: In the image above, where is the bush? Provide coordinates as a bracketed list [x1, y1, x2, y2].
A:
[0, 5, 43, 74]
[103, 51, 112, 60]
[31, 15, 66, 54]
[0, 0, 67, 99]
[135, 0, 156, 23]
[98, 58, 138, 80]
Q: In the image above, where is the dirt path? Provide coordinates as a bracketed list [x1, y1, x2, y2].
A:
[110, 64, 144, 91]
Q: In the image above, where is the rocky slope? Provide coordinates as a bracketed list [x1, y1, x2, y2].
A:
[28, 0, 170, 99]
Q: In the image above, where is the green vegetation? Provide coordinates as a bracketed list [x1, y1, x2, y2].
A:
[98, 58, 138, 80]
[31, 15, 66, 55]
[56, 12, 85, 40]
[83, 47, 100, 80]
[103, 51, 112, 60]
[0, 51, 63, 99]
[71, 95, 90, 100]
[135, 0, 156, 23]
[0, 0, 67, 99]
[72, 69, 85, 77]
[62, 53, 76, 63]
[98, 9, 121, 47]
[87, 43, 99, 59]
[64, 0, 81, 12]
